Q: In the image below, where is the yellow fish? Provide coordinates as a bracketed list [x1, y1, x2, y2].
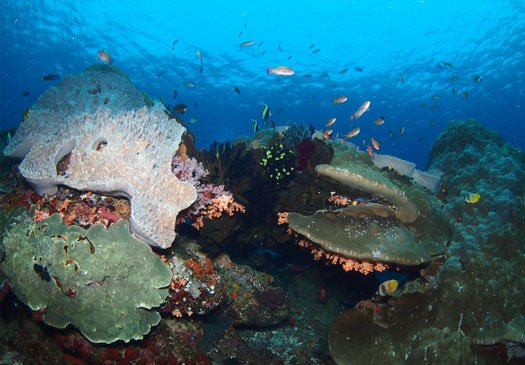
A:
[377, 279, 399, 296]
[23, 108, 31, 121]
[465, 193, 481, 204]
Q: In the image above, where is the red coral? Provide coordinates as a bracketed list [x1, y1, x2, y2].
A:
[185, 258, 215, 277]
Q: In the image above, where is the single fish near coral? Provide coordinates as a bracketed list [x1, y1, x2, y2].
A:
[311, 48, 321, 54]
[371, 137, 380, 150]
[6, 131, 12, 145]
[345, 127, 360, 139]
[97, 49, 112, 64]
[188, 117, 198, 124]
[22, 91, 30, 97]
[267, 65, 295, 76]
[373, 116, 385, 126]
[172, 38, 180, 50]
[172, 104, 188, 114]
[184, 81, 195, 87]
[377, 279, 399, 296]
[250, 119, 259, 133]
[350, 100, 371, 120]
[354, 66, 364, 72]
[461, 91, 469, 98]
[367, 145, 374, 158]
[233, 86, 241, 94]
[197, 50, 203, 63]
[399, 127, 405, 136]
[431, 94, 441, 100]
[23, 107, 31, 120]
[338, 67, 348, 74]
[261, 103, 271, 120]
[240, 40, 255, 47]
[465, 193, 481, 204]
[40, 73, 59, 81]
[173, 90, 178, 99]
[450, 75, 459, 82]
[325, 117, 336, 127]
[399, 74, 405, 84]
[332, 95, 348, 104]
[322, 129, 333, 139]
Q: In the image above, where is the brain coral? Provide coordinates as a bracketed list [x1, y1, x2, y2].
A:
[3, 68, 197, 248]
[0, 213, 172, 344]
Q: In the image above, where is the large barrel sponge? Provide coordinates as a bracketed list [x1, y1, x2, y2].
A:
[0, 213, 172, 344]
[4, 68, 196, 248]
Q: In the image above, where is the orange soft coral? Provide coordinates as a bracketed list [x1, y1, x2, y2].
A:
[328, 193, 350, 206]
[296, 237, 387, 275]
[277, 211, 289, 225]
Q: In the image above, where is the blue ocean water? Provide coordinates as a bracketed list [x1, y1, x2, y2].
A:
[1, 0, 524, 168]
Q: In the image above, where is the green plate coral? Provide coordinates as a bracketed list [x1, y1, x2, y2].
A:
[0, 214, 172, 343]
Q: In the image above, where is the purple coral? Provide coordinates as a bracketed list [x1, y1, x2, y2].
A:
[172, 156, 228, 217]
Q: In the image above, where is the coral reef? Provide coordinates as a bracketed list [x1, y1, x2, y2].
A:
[4, 67, 197, 248]
[372, 153, 442, 193]
[286, 141, 450, 273]
[282, 121, 313, 148]
[173, 155, 245, 231]
[328, 120, 525, 364]
[215, 253, 291, 327]
[0, 213, 172, 343]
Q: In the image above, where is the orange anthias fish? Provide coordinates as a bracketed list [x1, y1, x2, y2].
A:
[345, 127, 360, 139]
[367, 145, 374, 158]
[325, 117, 336, 127]
[267, 66, 295, 76]
[333, 95, 348, 104]
[323, 129, 333, 139]
[371, 137, 380, 150]
[350, 100, 371, 120]
[373, 116, 385, 126]
[97, 49, 112, 64]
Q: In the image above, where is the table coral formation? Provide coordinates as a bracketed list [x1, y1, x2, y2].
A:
[287, 141, 450, 273]
[328, 119, 525, 364]
[3, 67, 197, 248]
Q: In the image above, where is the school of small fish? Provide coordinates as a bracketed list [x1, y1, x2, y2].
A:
[56, 30, 480, 153]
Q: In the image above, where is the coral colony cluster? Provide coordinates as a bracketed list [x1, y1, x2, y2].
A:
[0, 66, 523, 364]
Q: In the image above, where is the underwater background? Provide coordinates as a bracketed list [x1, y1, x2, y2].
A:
[1, 0, 524, 168]
[1, 1, 525, 365]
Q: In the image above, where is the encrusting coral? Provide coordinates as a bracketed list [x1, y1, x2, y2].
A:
[0, 213, 172, 344]
[3, 67, 197, 248]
